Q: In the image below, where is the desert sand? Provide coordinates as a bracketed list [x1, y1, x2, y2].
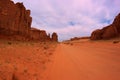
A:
[0, 39, 120, 80]
[0, 40, 57, 80]
[41, 39, 120, 80]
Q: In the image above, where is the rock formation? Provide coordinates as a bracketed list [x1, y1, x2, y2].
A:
[91, 13, 120, 40]
[30, 28, 50, 41]
[70, 36, 90, 41]
[0, 0, 32, 37]
[0, 0, 58, 42]
[52, 32, 58, 42]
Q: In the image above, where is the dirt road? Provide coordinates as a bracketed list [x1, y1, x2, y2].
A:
[42, 42, 120, 80]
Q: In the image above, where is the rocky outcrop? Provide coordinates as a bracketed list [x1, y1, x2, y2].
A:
[0, 0, 32, 37]
[91, 13, 120, 40]
[91, 29, 103, 40]
[112, 13, 120, 33]
[30, 28, 58, 42]
[52, 32, 58, 42]
[0, 0, 58, 42]
[30, 28, 50, 41]
[70, 36, 90, 41]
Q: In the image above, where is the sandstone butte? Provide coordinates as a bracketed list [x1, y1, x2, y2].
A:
[0, 0, 58, 42]
[90, 13, 120, 40]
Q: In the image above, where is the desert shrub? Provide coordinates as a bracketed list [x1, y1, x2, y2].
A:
[44, 46, 49, 50]
[23, 69, 28, 73]
[7, 42, 12, 45]
[12, 73, 18, 80]
[113, 41, 119, 44]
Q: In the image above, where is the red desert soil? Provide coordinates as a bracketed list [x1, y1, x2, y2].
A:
[42, 39, 120, 80]
[0, 39, 120, 80]
[0, 40, 57, 80]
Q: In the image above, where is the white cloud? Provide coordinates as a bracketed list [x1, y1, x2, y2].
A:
[13, 0, 120, 41]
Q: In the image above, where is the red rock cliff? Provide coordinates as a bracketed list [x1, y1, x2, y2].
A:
[0, 0, 58, 42]
[0, 0, 32, 37]
[91, 13, 120, 40]
[30, 28, 50, 41]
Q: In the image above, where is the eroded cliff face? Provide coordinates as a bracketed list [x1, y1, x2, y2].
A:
[30, 28, 51, 41]
[0, 0, 58, 42]
[91, 13, 120, 40]
[112, 13, 120, 33]
[0, 0, 32, 37]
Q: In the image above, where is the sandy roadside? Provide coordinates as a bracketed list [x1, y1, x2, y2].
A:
[42, 39, 120, 80]
[0, 40, 57, 80]
[0, 39, 120, 80]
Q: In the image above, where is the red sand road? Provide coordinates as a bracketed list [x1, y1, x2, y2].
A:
[42, 42, 120, 80]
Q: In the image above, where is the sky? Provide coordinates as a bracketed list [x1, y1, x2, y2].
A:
[13, 0, 120, 41]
